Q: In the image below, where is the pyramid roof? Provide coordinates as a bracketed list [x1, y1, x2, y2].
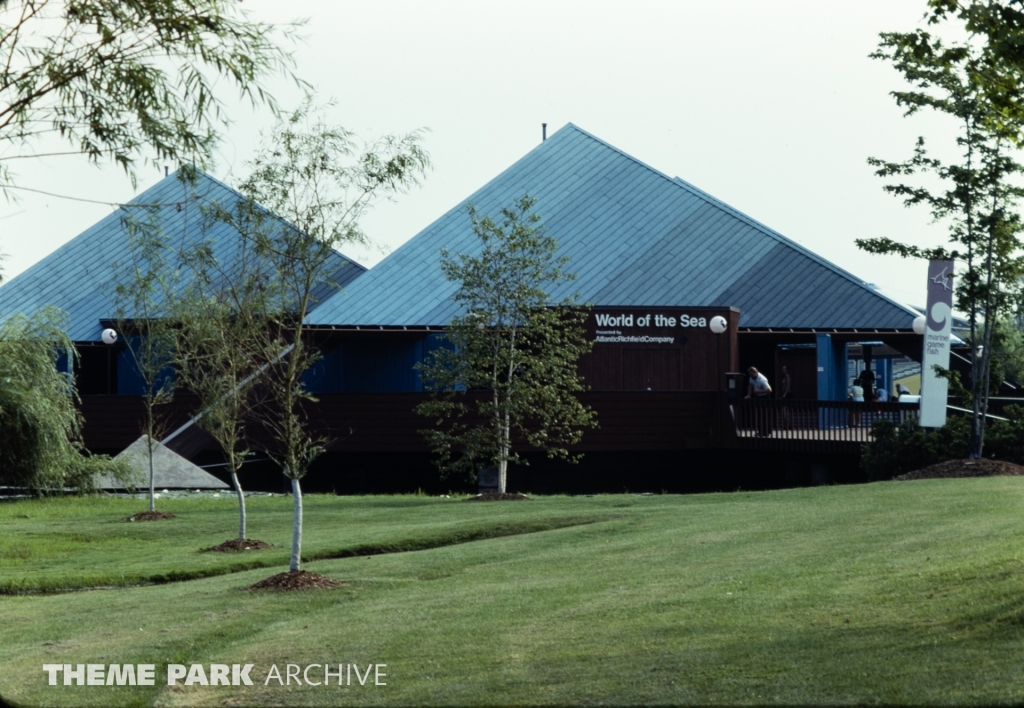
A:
[0, 169, 365, 341]
[308, 123, 917, 331]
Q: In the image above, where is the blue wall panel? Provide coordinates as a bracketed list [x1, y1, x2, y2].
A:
[117, 337, 144, 396]
[343, 339, 420, 393]
[303, 345, 345, 393]
[116, 336, 174, 396]
[303, 334, 457, 394]
[416, 333, 455, 391]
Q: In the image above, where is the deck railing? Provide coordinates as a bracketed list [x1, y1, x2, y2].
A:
[730, 398, 921, 447]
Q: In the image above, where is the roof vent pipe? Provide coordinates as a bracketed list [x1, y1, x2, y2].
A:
[542, 123, 547, 141]
[164, 165, 169, 177]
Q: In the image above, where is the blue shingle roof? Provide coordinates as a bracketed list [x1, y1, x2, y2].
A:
[308, 123, 919, 330]
[0, 169, 365, 341]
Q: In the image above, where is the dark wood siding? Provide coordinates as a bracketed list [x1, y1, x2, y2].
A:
[78, 395, 201, 452]
[622, 348, 680, 390]
[776, 347, 818, 399]
[307, 391, 723, 453]
[81, 391, 726, 456]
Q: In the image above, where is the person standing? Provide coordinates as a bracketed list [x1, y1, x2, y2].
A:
[745, 367, 773, 436]
[860, 366, 876, 404]
[778, 365, 792, 429]
[874, 384, 890, 424]
[850, 376, 865, 427]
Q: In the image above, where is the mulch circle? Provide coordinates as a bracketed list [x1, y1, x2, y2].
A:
[896, 458, 1024, 481]
[126, 511, 177, 522]
[247, 571, 346, 591]
[465, 492, 531, 501]
[208, 539, 273, 552]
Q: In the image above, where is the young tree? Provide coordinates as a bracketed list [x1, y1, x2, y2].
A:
[110, 213, 180, 512]
[0, 0, 295, 498]
[173, 252, 266, 542]
[416, 195, 597, 494]
[858, 25, 1024, 459]
[0, 307, 134, 492]
[216, 103, 429, 573]
[0, 0, 298, 189]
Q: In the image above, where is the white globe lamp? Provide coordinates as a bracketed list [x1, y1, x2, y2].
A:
[709, 316, 728, 334]
[101, 328, 118, 345]
[912, 315, 926, 335]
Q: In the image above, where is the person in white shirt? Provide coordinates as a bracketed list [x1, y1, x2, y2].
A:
[745, 367, 773, 436]
[850, 377, 864, 427]
[745, 367, 772, 399]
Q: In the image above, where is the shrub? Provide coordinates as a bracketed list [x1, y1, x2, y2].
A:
[0, 309, 134, 492]
[861, 409, 1024, 481]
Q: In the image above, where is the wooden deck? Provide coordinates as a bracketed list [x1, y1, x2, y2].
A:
[729, 399, 919, 453]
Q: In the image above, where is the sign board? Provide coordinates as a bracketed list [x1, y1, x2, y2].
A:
[920, 260, 954, 427]
[581, 307, 735, 391]
[592, 311, 706, 345]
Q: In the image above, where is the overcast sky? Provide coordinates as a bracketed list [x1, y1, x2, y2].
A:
[1, 1, 968, 314]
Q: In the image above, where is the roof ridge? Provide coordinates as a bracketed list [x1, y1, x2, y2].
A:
[305, 128, 572, 290]
[558, 123, 917, 320]
[671, 174, 918, 318]
[160, 168, 366, 273]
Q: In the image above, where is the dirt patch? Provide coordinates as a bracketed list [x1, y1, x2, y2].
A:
[126, 511, 177, 522]
[209, 539, 273, 552]
[465, 492, 531, 501]
[896, 458, 1024, 480]
[247, 571, 346, 591]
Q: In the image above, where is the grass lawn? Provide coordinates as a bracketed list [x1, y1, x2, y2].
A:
[2, 481, 1024, 706]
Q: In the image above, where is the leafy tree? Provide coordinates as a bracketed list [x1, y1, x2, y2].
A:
[858, 22, 1024, 458]
[214, 103, 429, 572]
[927, 1, 1024, 130]
[0, 0, 298, 188]
[0, 307, 134, 492]
[972, 316, 1024, 391]
[416, 195, 597, 494]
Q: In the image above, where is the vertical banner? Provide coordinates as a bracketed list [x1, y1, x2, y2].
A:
[920, 259, 954, 427]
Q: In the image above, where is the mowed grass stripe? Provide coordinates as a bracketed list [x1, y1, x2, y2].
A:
[2, 481, 1024, 705]
[0, 495, 616, 593]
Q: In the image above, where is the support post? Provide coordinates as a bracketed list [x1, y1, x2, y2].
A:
[817, 334, 849, 429]
[876, 358, 892, 397]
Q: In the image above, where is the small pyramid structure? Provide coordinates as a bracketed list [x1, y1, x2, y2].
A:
[95, 435, 228, 490]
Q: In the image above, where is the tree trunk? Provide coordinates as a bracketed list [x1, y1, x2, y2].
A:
[976, 316, 997, 457]
[290, 476, 303, 573]
[971, 201, 1001, 459]
[498, 412, 510, 494]
[232, 469, 246, 540]
[969, 361, 984, 459]
[148, 438, 156, 513]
